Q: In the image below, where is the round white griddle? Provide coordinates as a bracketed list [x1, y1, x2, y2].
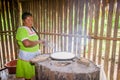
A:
[50, 52, 75, 60]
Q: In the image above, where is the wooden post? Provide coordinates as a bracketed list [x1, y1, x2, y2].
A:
[110, 0, 119, 80]
[117, 42, 120, 80]
[104, 0, 114, 78]
[98, 0, 106, 64]
[116, 0, 120, 80]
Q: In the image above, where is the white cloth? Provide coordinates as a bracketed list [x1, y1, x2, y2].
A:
[18, 50, 41, 61]
[97, 65, 107, 80]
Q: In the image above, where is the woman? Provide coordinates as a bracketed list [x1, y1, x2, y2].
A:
[16, 12, 44, 80]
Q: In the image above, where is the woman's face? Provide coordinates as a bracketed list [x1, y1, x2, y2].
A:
[23, 16, 33, 28]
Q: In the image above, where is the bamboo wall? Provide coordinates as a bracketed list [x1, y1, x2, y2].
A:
[0, 0, 120, 80]
[21, 0, 120, 80]
[0, 0, 19, 69]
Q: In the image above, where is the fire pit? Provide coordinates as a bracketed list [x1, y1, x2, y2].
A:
[34, 54, 100, 80]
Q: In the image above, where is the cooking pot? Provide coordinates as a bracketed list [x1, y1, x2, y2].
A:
[4, 59, 17, 74]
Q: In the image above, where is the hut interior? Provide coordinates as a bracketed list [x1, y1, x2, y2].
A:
[0, 0, 120, 80]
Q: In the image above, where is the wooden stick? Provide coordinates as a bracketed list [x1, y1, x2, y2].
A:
[67, 0, 73, 52]
[76, 0, 84, 57]
[88, 0, 94, 60]
[83, 0, 89, 58]
[104, 0, 114, 77]
[111, 0, 119, 80]
[73, 0, 78, 55]
[2, 0, 8, 63]
[6, 0, 13, 61]
[93, 0, 100, 63]
[39, 32, 120, 41]
[117, 39, 120, 80]
[63, 0, 68, 51]
[98, 0, 106, 64]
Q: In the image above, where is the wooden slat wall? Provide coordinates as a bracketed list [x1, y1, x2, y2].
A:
[0, 0, 19, 69]
[0, 0, 120, 80]
[20, 1, 120, 80]
[104, 0, 114, 78]
[22, 0, 120, 80]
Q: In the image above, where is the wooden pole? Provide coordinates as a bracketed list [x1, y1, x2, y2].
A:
[83, 0, 89, 58]
[104, 0, 114, 78]
[93, 0, 100, 62]
[98, 0, 106, 64]
[88, 0, 94, 60]
[110, 4, 119, 80]
[77, 0, 84, 58]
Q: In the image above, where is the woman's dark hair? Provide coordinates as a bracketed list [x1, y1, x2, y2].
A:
[22, 12, 32, 20]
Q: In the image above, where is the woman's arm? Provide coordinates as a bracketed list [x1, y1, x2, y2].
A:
[22, 39, 44, 47]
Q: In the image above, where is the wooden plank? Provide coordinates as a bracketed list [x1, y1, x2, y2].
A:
[15, 0, 20, 58]
[66, 0, 69, 52]
[63, 0, 68, 51]
[60, 0, 64, 51]
[56, 0, 59, 52]
[38, 0, 42, 35]
[49, 0, 53, 53]
[9, 0, 18, 59]
[91, 35, 120, 40]
[88, 0, 94, 60]
[73, 0, 78, 55]
[2, 0, 9, 63]
[41, 0, 45, 53]
[52, 0, 56, 53]
[21, 2, 24, 12]
[39, 0, 43, 52]
[5, 0, 10, 62]
[62, 0, 64, 51]
[26, 2, 29, 12]
[5, 0, 13, 61]
[46, 0, 49, 52]
[77, 0, 84, 58]
[38, 32, 90, 39]
[33, 0, 37, 30]
[104, 0, 114, 77]
[44, 0, 48, 53]
[0, 0, 4, 68]
[98, 0, 106, 64]
[50, 0, 53, 53]
[25, 1, 29, 12]
[117, 42, 120, 80]
[71, 0, 74, 53]
[9, 0, 15, 60]
[68, 0, 73, 52]
[30, 1, 33, 12]
[58, 0, 62, 51]
[93, 0, 100, 62]
[39, 32, 120, 41]
[83, 0, 89, 58]
[110, 0, 120, 80]
[36, 0, 41, 51]
[47, 0, 50, 53]
[56, 0, 61, 51]
[36, 1, 40, 40]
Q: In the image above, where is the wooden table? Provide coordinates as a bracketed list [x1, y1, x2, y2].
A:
[35, 55, 100, 80]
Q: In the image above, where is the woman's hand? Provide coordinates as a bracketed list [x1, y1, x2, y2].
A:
[38, 40, 45, 44]
[22, 39, 45, 47]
